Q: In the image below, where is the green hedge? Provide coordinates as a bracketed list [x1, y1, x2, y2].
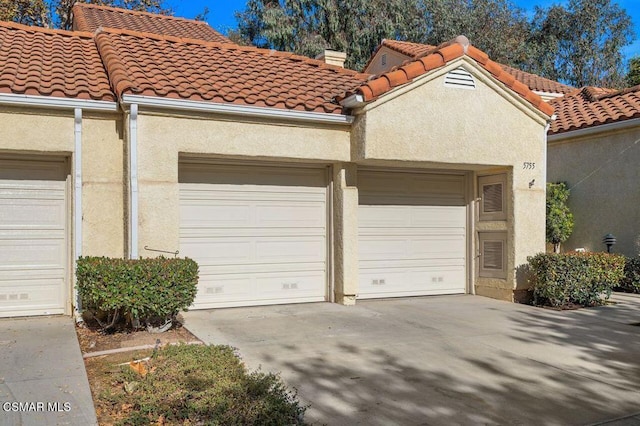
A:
[112, 344, 307, 425]
[619, 256, 640, 293]
[528, 252, 625, 307]
[77, 256, 198, 330]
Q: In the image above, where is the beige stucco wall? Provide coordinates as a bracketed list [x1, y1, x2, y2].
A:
[81, 115, 125, 258]
[352, 58, 549, 300]
[364, 47, 411, 75]
[0, 107, 74, 152]
[548, 125, 640, 256]
[134, 111, 351, 258]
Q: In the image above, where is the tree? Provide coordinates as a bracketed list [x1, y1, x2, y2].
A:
[546, 182, 574, 254]
[423, 0, 532, 66]
[527, 0, 634, 88]
[235, 0, 427, 70]
[0, 0, 49, 27]
[627, 57, 640, 87]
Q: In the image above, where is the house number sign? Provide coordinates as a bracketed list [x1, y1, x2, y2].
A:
[523, 162, 536, 169]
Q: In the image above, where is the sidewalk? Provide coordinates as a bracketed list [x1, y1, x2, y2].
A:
[0, 316, 97, 426]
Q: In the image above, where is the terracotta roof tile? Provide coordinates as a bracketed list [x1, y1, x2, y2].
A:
[344, 36, 553, 116]
[0, 22, 115, 101]
[549, 86, 640, 135]
[72, 3, 231, 43]
[381, 39, 574, 95]
[93, 28, 369, 114]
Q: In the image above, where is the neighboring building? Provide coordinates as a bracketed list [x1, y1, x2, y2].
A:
[365, 39, 574, 101]
[547, 86, 640, 256]
[0, 5, 552, 318]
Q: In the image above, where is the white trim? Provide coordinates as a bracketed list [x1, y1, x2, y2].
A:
[74, 108, 83, 313]
[0, 93, 118, 111]
[533, 90, 564, 100]
[121, 94, 353, 125]
[548, 117, 640, 142]
[129, 104, 139, 259]
[339, 94, 366, 109]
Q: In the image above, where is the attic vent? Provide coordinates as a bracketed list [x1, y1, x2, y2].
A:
[381, 53, 387, 66]
[444, 67, 476, 89]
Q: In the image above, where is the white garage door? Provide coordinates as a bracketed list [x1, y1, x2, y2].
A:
[0, 159, 68, 317]
[179, 163, 328, 309]
[358, 170, 467, 299]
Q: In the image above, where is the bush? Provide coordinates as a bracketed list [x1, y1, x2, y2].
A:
[619, 256, 640, 293]
[77, 256, 198, 331]
[528, 252, 625, 307]
[112, 344, 306, 425]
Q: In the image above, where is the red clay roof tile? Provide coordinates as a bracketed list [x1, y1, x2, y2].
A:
[344, 36, 552, 116]
[0, 21, 115, 102]
[72, 3, 231, 43]
[380, 39, 574, 95]
[549, 86, 640, 134]
[93, 27, 369, 114]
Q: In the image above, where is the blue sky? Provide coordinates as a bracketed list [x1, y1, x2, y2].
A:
[168, 0, 640, 60]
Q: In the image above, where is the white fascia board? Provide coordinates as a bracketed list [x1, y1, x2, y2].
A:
[121, 94, 353, 125]
[0, 93, 118, 111]
[548, 117, 640, 142]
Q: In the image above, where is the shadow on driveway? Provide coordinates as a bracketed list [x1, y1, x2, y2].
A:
[184, 295, 640, 425]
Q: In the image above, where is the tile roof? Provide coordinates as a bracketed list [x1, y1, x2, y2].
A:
[549, 86, 640, 135]
[344, 36, 554, 116]
[94, 28, 369, 114]
[72, 3, 231, 43]
[379, 39, 573, 95]
[0, 22, 115, 101]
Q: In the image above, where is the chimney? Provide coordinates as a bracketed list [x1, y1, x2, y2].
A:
[316, 50, 347, 68]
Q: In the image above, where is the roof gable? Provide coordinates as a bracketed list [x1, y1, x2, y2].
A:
[72, 3, 231, 43]
[0, 22, 115, 102]
[345, 36, 553, 117]
[373, 39, 573, 96]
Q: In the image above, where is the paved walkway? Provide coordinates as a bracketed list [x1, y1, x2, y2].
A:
[0, 316, 97, 426]
[184, 294, 640, 426]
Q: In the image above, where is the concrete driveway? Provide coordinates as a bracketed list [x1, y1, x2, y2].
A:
[184, 294, 640, 426]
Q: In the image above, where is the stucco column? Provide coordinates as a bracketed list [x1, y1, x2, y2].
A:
[333, 163, 359, 305]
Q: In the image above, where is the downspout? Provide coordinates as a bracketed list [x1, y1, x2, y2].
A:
[73, 108, 83, 322]
[129, 104, 139, 259]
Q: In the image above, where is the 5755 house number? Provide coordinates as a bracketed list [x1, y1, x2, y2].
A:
[523, 162, 536, 169]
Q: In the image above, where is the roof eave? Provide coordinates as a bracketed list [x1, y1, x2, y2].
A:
[548, 117, 640, 142]
[0, 92, 118, 111]
[120, 94, 354, 125]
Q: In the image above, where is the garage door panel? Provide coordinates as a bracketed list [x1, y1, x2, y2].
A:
[359, 235, 465, 261]
[359, 266, 466, 298]
[0, 276, 65, 316]
[180, 164, 327, 309]
[358, 170, 467, 299]
[0, 237, 66, 269]
[194, 271, 325, 309]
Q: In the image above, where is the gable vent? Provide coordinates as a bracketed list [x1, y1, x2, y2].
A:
[444, 67, 476, 89]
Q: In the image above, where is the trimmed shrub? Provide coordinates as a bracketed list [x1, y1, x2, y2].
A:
[111, 344, 307, 425]
[528, 252, 625, 307]
[619, 256, 640, 293]
[76, 256, 198, 331]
